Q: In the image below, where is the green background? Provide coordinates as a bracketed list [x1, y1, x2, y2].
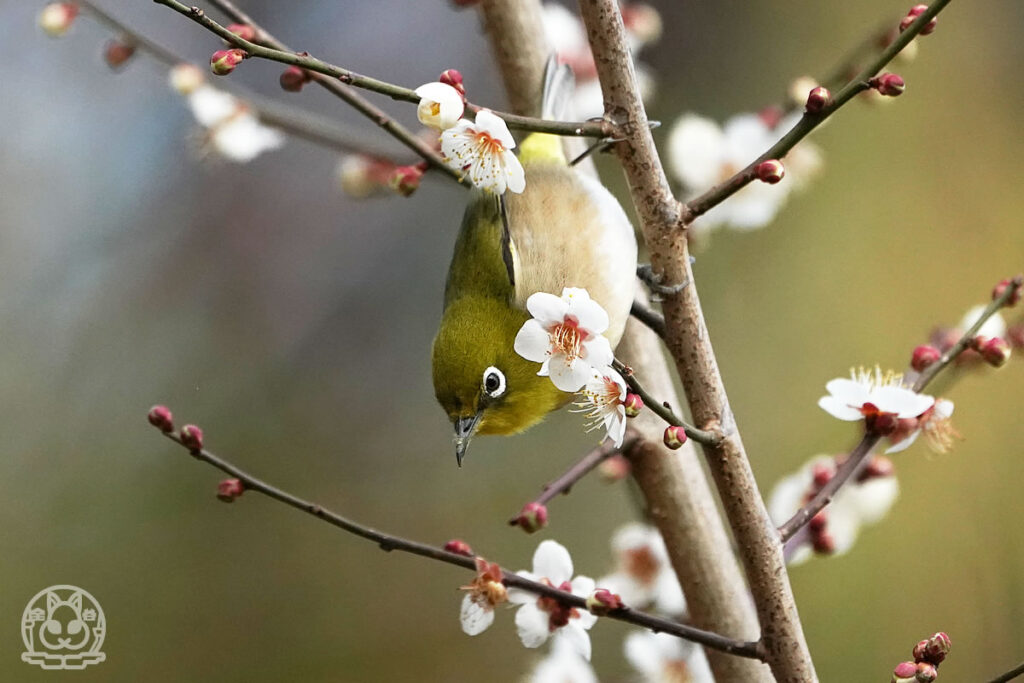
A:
[0, 0, 1021, 681]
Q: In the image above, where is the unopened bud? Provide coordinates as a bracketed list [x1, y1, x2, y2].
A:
[805, 86, 833, 114]
[921, 632, 951, 664]
[515, 502, 548, 533]
[872, 73, 906, 97]
[755, 159, 785, 184]
[169, 63, 205, 95]
[279, 65, 311, 92]
[39, 3, 78, 37]
[104, 39, 136, 70]
[1007, 325, 1024, 350]
[915, 661, 938, 682]
[598, 453, 631, 482]
[586, 588, 623, 615]
[809, 511, 828, 533]
[980, 336, 1011, 367]
[811, 461, 835, 489]
[623, 393, 644, 417]
[662, 425, 687, 449]
[992, 278, 1022, 307]
[216, 478, 245, 502]
[439, 69, 466, 96]
[444, 539, 474, 557]
[811, 530, 835, 554]
[911, 345, 942, 372]
[180, 424, 204, 452]
[225, 23, 257, 42]
[210, 49, 246, 76]
[147, 405, 174, 433]
[388, 165, 424, 197]
[913, 639, 929, 662]
[620, 4, 663, 46]
[860, 455, 895, 481]
[900, 5, 937, 35]
[892, 661, 919, 683]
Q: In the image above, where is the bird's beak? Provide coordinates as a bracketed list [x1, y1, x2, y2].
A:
[453, 413, 482, 468]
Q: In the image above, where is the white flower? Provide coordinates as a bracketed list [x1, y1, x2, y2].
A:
[598, 523, 685, 614]
[185, 86, 284, 162]
[459, 557, 508, 636]
[886, 398, 957, 454]
[414, 82, 465, 131]
[514, 288, 614, 393]
[624, 630, 714, 683]
[508, 540, 598, 660]
[572, 366, 627, 447]
[441, 109, 525, 194]
[526, 639, 598, 683]
[818, 366, 934, 423]
[958, 304, 1007, 340]
[168, 63, 205, 95]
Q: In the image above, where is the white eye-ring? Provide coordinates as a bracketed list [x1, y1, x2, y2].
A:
[482, 366, 506, 398]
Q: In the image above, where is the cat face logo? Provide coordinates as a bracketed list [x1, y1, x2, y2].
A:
[21, 585, 106, 670]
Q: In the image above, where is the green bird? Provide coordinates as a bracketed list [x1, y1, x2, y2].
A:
[431, 62, 638, 466]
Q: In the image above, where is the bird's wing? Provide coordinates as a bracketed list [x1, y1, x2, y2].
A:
[442, 192, 517, 309]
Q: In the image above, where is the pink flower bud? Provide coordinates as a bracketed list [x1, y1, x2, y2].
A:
[992, 278, 1022, 306]
[279, 65, 311, 92]
[39, 3, 78, 37]
[216, 478, 245, 502]
[912, 639, 929, 662]
[872, 73, 906, 97]
[755, 159, 785, 184]
[104, 39, 136, 70]
[180, 424, 204, 452]
[980, 336, 1011, 367]
[915, 661, 938, 682]
[623, 393, 644, 417]
[147, 405, 174, 433]
[900, 5, 937, 35]
[210, 49, 246, 76]
[586, 588, 623, 615]
[811, 461, 835, 489]
[805, 86, 833, 114]
[388, 165, 424, 197]
[921, 631, 951, 664]
[809, 511, 828, 533]
[859, 455, 895, 481]
[662, 425, 687, 449]
[892, 661, 919, 683]
[439, 69, 466, 96]
[1007, 324, 1024, 350]
[911, 345, 942, 372]
[811, 530, 835, 554]
[598, 454, 631, 482]
[515, 502, 548, 533]
[225, 23, 257, 42]
[444, 539, 474, 557]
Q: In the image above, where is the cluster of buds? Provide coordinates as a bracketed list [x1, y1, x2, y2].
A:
[969, 335, 1011, 367]
[210, 49, 246, 76]
[893, 632, 951, 682]
[871, 73, 906, 97]
[513, 502, 548, 533]
[38, 2, 78, 37]
[899, 5, 938, 35]
[104, 39, 136, 70]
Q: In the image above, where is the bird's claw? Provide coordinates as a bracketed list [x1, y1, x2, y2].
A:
[637, 263, 690, 301]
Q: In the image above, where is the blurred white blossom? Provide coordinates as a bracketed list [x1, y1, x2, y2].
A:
[624, 630, 714, 683]
[183, 85, 284, 163]
[598, 523, 685, 614]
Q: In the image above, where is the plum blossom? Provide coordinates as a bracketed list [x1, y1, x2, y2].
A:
[886, 398, 958, 454]
[525, 639, 597, 683]
[184, 85, 285, 162]
[414, 82, 464, 131]
[459, 557, 508, 636]
[441, 109, 525, 194]
[514, 288, 614, 393]
[508, 540, 597, 660]
[599, 523, 685, 615]
[818, 366, 935, 429]
[572, 365, 628, 447]
[624, 630, 714, 683]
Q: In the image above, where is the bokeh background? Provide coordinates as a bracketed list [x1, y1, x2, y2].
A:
[1, 1, 1022, 681]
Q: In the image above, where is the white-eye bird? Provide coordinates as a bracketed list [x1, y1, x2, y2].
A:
[432, 62, 638, 466]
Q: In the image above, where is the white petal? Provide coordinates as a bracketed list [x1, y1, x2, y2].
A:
[581, 335, 613, 369]
[611, 522, 657, 553]
[542, 3, 588, 56]
[873, 386, 934, 418]
[624, 631, 666, 676]
[653, 568, 687, 615]
[414, 82, 464, 131]
[459, 594, 494, 636]
[722, 113, 773, 163]
[959, 304, 1007, 339]
[508, 572, 540, 604]
[527, 291, 569, 324]
[502, 149, 526, 194]
[666, 114, 725, 190]
[569, 575, 595, 598]
[515, 319, 554, 363]
[211, 115, 285, 162]
[554, 623, 592, 661]
[549, 358, 593, 392]
[188, 86, 238, 128]
[473, 109, 516, 149]
[515, 603, 551, 648]
[825, 378, 871, 406]
[533, 540, 573, 583]
[849, 476, 899, 525]
[767, 470, 811, 524]
[817, 395, 864, 421]
[885, 428, 920, 454]
[528, 643, 598, 683]
[934, 398, 955, 419]
[605, 410, 626, 447]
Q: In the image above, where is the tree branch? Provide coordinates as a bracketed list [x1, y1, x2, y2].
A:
[988, 660, 1024, 683]
[612, 359, 721, 446]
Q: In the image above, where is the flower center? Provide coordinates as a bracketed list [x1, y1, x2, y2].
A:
[663, 660, 695, 683]
[550, 318, 584, 365]
[473, 131, 505, 157]
[536, 580, 580, 632]
[624, 547, 660, 585]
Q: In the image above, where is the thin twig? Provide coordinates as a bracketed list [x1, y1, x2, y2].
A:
[988, 660, 1024, 683]
[778, 276, 1023, 542]
[158, 429, 764, 660]
[684, 0, 954, 222]
[612, 360, 722, 446]
[630, 299, 666, 340]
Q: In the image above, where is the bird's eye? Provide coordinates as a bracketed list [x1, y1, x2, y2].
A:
[482, 366, 506, 398]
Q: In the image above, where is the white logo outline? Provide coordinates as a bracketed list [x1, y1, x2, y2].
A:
[21, 584, 106, 670]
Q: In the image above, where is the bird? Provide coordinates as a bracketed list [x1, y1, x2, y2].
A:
[431, 60, 638, 466]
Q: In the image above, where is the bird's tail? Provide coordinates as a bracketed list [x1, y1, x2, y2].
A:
[517, 56, 574, 165]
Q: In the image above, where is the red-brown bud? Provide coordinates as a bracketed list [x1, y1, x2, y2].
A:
[598, 453, 631, 482]
[1007, 325, 1024, 350]
[216, 478, 245, 502]
[210, 49, 246, 76]
[225, 23, 257, 42]
[439, 69, 466, 96]
[279, 65, 311, 92]
[443, 539, 474, 557]
[892, 661, 918, 683]
[900, 5, 937, 35]
[992, 278, 1022, 306]
[920, 631, 951, 664]
[872, 73, 906, 97]
[388, 165, 424, 197]
[755, 159, 785, 184]
[979, 336, 1011, 367]
[515, 502, 548, 533]
[662, 425, 687, 449]
[623, 393, 644, 417]
[809, 511, 828, 533]
[811, 461, 835, 489]
[860, 455, 895, 481]
[104, 39, 136, 70]
[147, 405, 174, 433]
[811, 530, 835, 554]
[805, 86, 833, 114]
[586, 588, 623, 615]
[911, 345, 942, 372]
[915, 661, 938, 682]
[39, 3, 78, 37]
[180, 424, 204, 452]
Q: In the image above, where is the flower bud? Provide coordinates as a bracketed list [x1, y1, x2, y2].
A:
[1007, 324, 1024, 350]
[586, 588, 623, 615]
[147, 405, 174, 433]
[662, 425, 687, 449]
[598, 453, 631, 482]
[180, 424, 204, 452]
[911, 345, 942, 372]
[811, 530, 835, 554]
[892, 661, 919, 683]
[515, 502, 548, 533]
[216, 478, 245, 502]
[980, 336, 1011, 367]
[921, 631, 951, 664]
[809, 511, 828, 533]
[623, 393, 644, 417]
[225, 23, 257, 42]
[900, 5, 937, 35]
[104, 39, 136, 70]
[915, 661, 938, 682]
[992, 278, 1022, 306]
[621, 4, 663, 47]
[444, 539, 474, 556]
[39, 3, 78, 37]
[439, 69, 466, 96]
[210, 49, 246, 76]
[912, 639, 929, 662]
[811, 461, 835, 489]
[169, 63, 205, 95]
[872, 73, 906, 97]
[860, 455, 895, 481]
[755, 159, 785, 184]
[279, 65, 311, 92]
[388, 165, 425, 197]
[805, 86, 833, 114]
[337, 155, 395, 198]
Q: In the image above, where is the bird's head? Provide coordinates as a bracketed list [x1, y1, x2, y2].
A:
[432, 296, 568, 466]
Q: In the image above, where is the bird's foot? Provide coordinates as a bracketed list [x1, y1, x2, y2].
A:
[637, 263, 691, 301]
[569, 121, 662, 166]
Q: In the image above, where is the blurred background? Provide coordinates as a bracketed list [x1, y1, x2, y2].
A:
[1, 0, 1022, 680]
